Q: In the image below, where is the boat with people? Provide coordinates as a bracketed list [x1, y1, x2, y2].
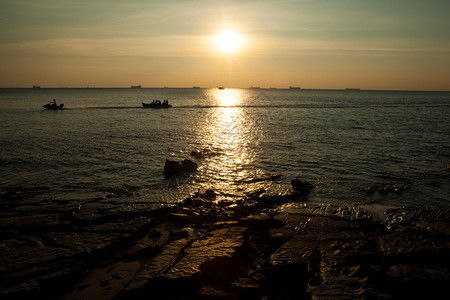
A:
[142, 100, 172, 108]
[43, 99, 64, 110]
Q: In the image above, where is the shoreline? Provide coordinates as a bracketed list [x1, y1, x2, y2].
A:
[1, 190, 449, 299]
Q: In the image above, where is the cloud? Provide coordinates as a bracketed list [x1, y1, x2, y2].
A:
[0, 36, 213, 57]
[1, 34, 447, 62]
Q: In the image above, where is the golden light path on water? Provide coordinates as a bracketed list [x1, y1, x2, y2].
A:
[192, 89, 278, 199]
[210, 89, 251, 177]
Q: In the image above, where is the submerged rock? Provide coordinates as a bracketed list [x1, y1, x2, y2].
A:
[163, 159, 198, 177]
[291, 178, 314, 195]
[361, 182, 411, 195]
[190, 148, 222, 159]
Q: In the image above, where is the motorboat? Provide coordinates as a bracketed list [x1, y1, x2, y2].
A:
[142, 101, 172, 108]
[43, 100, 64, 110]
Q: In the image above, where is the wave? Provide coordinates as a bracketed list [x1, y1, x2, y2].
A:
[65, 106, 142, 110]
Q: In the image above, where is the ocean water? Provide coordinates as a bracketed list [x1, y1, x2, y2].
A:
[1, 88, 449, 216]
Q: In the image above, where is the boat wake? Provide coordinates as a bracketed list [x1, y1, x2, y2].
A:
[64, 106, 142, 110]
[62, 103, 450, 110]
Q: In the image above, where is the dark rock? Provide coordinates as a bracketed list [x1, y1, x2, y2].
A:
[255, 194, 296, 207]
[266, 263, 308, 298]
[197, 286, 231, 299]
[190, 148, 222, 159]
[190, 150, 207, 159]
[65, 261, 141, 299]
[364, 186, 378, 194]
[232, 277, 260, 295]
[388, 264, 449, 283]
[376, 230, 448, 265]
[246, 189, 265, 198]
[238, 213, 285, 230]
[201, 189, 217, 200]
[178, 198, 204, 208]
[291, 178, 314, 195]
[269, 173, 282, 180]
[387, 264, 450, 299]
[164, 159, 198, 177]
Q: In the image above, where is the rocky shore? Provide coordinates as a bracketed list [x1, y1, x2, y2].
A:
[1, 189, 449, 299]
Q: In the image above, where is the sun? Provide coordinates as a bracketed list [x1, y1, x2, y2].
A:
[214, 31, 243, 52]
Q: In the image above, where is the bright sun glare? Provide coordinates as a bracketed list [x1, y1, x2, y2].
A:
[214, 31, 243, 52]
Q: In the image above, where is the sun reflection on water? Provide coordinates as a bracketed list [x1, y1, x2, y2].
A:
[214, 88, 241, 106]
[196, 89, 261, 196]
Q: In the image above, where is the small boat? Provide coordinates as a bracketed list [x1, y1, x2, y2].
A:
[289, 86, 301, 89]
[131, 85, 141, 88]
[43, 100, 64, 110]
[218, 86, 225, 90]
[142, 101, 172, 108]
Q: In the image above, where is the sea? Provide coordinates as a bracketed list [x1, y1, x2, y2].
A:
[1, 88, 449, 220]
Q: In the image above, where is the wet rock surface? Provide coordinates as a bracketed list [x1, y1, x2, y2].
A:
[1, 192, 449, 299]
[164, 159, 198, 177]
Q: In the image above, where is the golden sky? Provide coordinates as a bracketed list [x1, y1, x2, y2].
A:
[0, 0, 449, 90]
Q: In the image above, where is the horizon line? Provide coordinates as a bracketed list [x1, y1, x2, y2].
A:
[0, 86, 449, 92]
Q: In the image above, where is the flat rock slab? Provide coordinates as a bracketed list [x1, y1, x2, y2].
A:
[270, 215, 323, 270]
[166, 226, 248, 281]
[65, 261, 141, 300]
[120, 238, 190, 296]
[307, 218, 382, 299]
